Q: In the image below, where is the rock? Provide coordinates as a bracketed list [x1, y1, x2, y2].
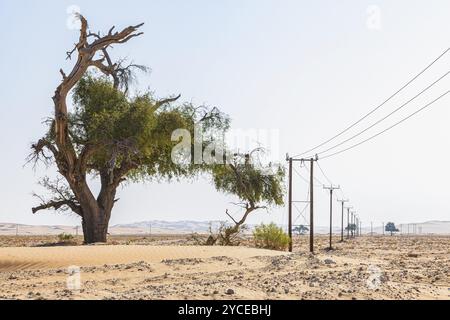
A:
[284, 288, 290, 294]
[225, 289, 235, 295]
[324, 259, 336, 265]
[407, 253, 419, 258]
[213, 290, 219, 295]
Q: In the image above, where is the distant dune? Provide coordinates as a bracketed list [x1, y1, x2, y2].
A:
[0, 220, 449, 236]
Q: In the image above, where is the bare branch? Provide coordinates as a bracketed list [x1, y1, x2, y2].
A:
[153, 94, 181, 111]
[32, 177, 82, 216]
[27, 138, 59, 167]
[32, 199, 80, 215]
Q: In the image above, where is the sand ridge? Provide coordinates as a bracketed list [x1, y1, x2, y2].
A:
[0, 235, 448, 300]
[0, 245, 287, 271]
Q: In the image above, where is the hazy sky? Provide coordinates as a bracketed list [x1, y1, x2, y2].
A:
[1, 0, 450, 229]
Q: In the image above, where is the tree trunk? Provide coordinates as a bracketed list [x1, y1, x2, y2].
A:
[79, 183, 116, 244]
[81, 211, 109, 243]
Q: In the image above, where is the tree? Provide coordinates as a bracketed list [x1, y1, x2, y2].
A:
[385, 222, 399, 236]
[29, 16, 229, 244]
[293, 225, 309, 235]
[345, 223, 357, 237]
[210, 150, 285, 245]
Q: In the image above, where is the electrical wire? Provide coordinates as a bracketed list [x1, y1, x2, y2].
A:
[292, 47, 450, 158]
[315, 70, 450, 157]
[320, 90, 450, 160]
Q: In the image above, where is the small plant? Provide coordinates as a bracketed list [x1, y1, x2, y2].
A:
[253, 223, 290, 251]
[58, 233, 75, 242]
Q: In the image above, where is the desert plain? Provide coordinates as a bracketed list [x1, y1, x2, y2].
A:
[0, 234, 448, 300]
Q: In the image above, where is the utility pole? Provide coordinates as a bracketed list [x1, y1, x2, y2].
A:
[382, 222, 385, 236]
[75, 226, 78, 236]
[356, 217, 359, 237]
[371, 222, 373, 236]
[324, 185, 340, 250]
[287, 156, 293, 253]
[360, 220, 362, 236]
[286, 155, 318, 253]
[309, 158, 315, 253]
[337, 199, 349, 242]
[345, 207, 353, 239]
[15, 224, 18, 237]
[350, 211, 355, 238]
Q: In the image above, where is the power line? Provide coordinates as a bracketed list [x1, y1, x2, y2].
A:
[320, 90, 450, 160]
[293, 47, 450, 158]
[292, 166, 310, 185]
[302, 163, 324, 186]
[315, 70, 450, 156]
[317, 160, 333, 185]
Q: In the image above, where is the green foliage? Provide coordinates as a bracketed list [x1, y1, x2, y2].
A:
[293, 225, 309, 235]
[212, 155, 285, 208]
[64, 74, 230, 181]
[58, 233, 75, 242]
[385, 222, 399, 235]
[253, 223, 290, 251]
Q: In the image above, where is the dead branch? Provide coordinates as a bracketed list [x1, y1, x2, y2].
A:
[32, 177, 82, 216]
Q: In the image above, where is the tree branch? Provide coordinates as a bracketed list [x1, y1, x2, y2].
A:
[32, 199, 81, 215]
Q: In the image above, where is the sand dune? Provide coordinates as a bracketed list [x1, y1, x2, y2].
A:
[0, 236, 448, 300]
[0, 245, 286, 272]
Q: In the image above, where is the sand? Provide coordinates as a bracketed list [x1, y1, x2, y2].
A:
[0, 235, 448, 300]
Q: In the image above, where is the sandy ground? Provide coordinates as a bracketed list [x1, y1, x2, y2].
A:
[0, 235, 448, 300]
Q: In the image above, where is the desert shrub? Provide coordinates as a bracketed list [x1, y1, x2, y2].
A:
[58, 233, 75, 242]
[191, 222, 248, 246]
[253, 223, 290, 251]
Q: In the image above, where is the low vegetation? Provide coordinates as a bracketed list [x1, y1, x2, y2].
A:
[253, 223, 290, 251]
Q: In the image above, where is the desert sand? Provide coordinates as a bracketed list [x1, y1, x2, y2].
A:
[0, 235, 448, 300]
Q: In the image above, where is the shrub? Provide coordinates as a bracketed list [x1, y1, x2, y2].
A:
[58, 233, 75, 242]
[253, 223, 290, 251]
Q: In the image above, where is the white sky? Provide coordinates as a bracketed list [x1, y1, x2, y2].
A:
[0, 0, 449, 229]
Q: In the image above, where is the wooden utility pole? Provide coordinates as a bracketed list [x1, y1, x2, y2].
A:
[16, 224, 18, 237]
[324, 185, 340, 250]
[351, 211, 356, 238]
[371, 222, 373, 236]
[359, 220, 362, 236]
[286, 155, 317, 253]
[382, 222, 385, 236]
[337, 199, 349, 242]
[75, 226, 79, 236]
[356, 216, 359, 237]
[309, 158, 315, 253]
[345, 207, 352, 239]
[287, 156, 293, 253]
